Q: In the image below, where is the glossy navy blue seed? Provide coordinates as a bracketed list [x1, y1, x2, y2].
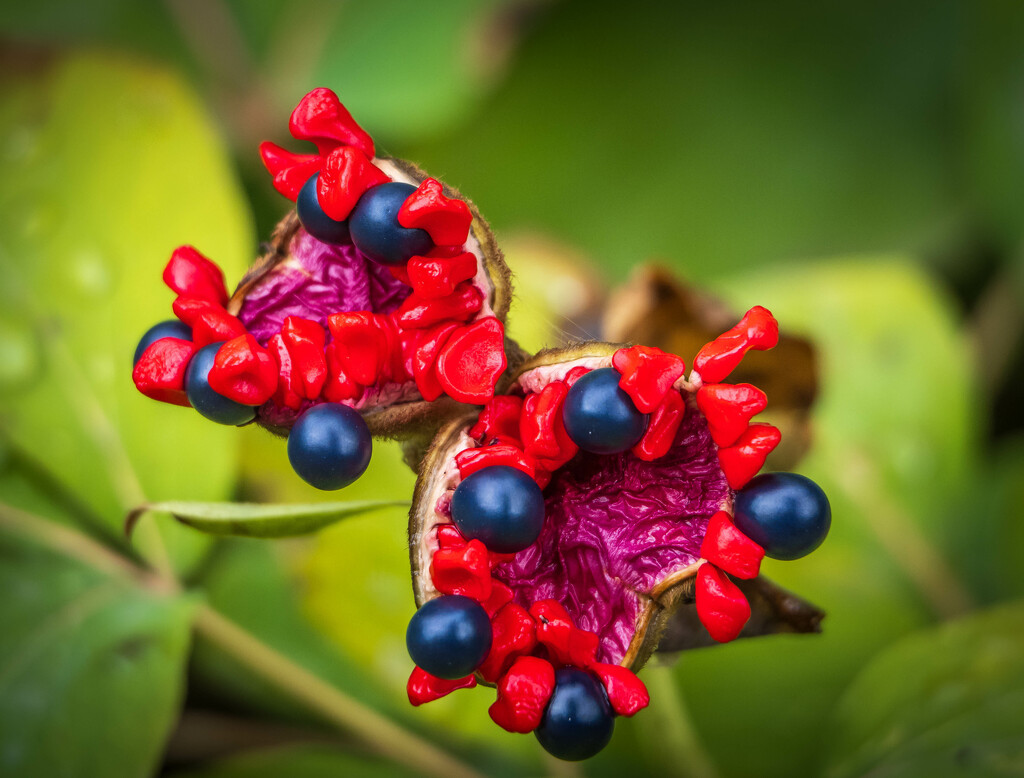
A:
[406, 595, 492, 680]
[451, 465, 545, 553]
[133, 320, 192, 366]
[734, 472, 831, 560]
[349, 181, 433, 266]
[535, 667, 615, 761]
[184, 342, 256, 426]
[296, 173, 351, 245]
[287, 404, 372, 491]
[562, 367, 649, 455]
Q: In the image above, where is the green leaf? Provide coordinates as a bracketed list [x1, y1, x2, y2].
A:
[821, 600, 1024, 778]
[0, 509, 195, 778]
[170, 744, 408, 778]
[0, 52, 253, 571]
[129, 499, 408, 538]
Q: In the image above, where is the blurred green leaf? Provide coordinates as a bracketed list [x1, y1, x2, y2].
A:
[821, 600, 1024, 778]
[0, 52, 253, 570]
[0, 510, 194, 778]
[130, 499, 407, 538]
[171, 744, 408, 778]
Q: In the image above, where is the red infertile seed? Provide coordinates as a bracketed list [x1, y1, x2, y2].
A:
[477, 602, 537, 682]
[591, 663, 650, 716]
[613, 345, 686, 414]
[469, 396, 524, 443]
[397, 282, 483, 329]
[700, 511, 764, 580]
[696, 382, 768, 448]
[162, 245, 228, 307]
[717, 423, 782, 490]
[288, 87, 375, 159]
[317, 146, 391, 222]
[407, 667, 476, 706]
[480, 580, 515, 617]
[323, 342, 362, 402]
[520, 381, 576, 461]
[172, 297, 246, 348]
[430, 539, 492, 602]
[326, 312, 391, 386]
[632, 388, 686, 462]
[695, 563, 751, 643]
[563, 366, 590, 386]
[132, 337, 195, 407]
[208, 333, 278, 405]
[268, 334, 302, 410]
[411, 321, 460, 402]
[280, 317, 328, 400]
[489, 656, 556, 734]
[529, 600, 599, 668]
[397, 177, 473, 247]
[436, 523, 467, 550]
[258, 141, 321, 201]
[454, 444, 536, 480]
[407, 252, 478, 299]
[436, 317, 506, 404]
[693, 305, 779, 384]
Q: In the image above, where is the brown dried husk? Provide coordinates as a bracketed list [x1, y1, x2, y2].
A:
[408, 343, 823, 674]
[226, 157, 525, 440]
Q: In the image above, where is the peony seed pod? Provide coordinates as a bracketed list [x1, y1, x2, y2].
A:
[406, 309, 830, 758]
[132, 88, 524, 486]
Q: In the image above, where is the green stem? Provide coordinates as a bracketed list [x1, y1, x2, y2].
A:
[193, 604, 487, 778]
[640, 662, 719, 778]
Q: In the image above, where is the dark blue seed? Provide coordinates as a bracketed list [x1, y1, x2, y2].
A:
[733, 472, 831, 560]
[562, 367, 649, 455]
[296, 173, 351, 245]
[535, 667, 615, 761]
[287, 403, 372, 490]
[451, 465, 545, 553]
[184, 342, 257, 426]
[133, 320, 192, 366]
[349, 181, 433, 266]
[406, 595, 492, 680]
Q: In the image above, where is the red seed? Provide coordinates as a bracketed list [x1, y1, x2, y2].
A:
[591, 663, 650, 716]
[695, 563, 751, 643]
[529, 600, 599, 668]
[632, 389, 686, 462]
[468, 396, 524, 443]
[488, 656, 556, 734]
[317, 146, 391, 222]
[323, 341, 362, 402]
[407, 252, 478, 299]
[480, 580, 514, 617]
[436, 523, 467, 550]
[171, 297, 247, 348]
[563, 365, 590, 386]
[412, 321, 461, 401]
[268, 334, 302, 410]
[397, 178, 473, 247]
[132, 337, 195, 407]
[436, 317, 507, 404]
[280, 317, 328, 400]
[693, 306, 779, 384]
[700, 511, 764, 580]
[477, 603, 537, 682]
[430, 539, 492, 602]
[407, 667, 476, 706]
[327, 312, 390, 386]
[612, 345, 686, 414]
[162, 246, 228, 307]
[696, 383, 768, 448]
[258, 141, 322, 201]
[454, 444, 536, 480]
[717, 423, 781, 490]
[397, 282, 483, 329]
[288, 87, 375, 159]
[208, 334, 278, 405]
[388, 264, 412, 286]
[520, 381, 577, 462]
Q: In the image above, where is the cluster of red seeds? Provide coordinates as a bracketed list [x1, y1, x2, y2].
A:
[133, 89, 510, 415]
[412, 307, 784, 730]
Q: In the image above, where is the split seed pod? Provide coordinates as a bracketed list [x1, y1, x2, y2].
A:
[407, 307, 827, 734]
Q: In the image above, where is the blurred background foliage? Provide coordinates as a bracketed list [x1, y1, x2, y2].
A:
[0, 0, 1022, 776]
